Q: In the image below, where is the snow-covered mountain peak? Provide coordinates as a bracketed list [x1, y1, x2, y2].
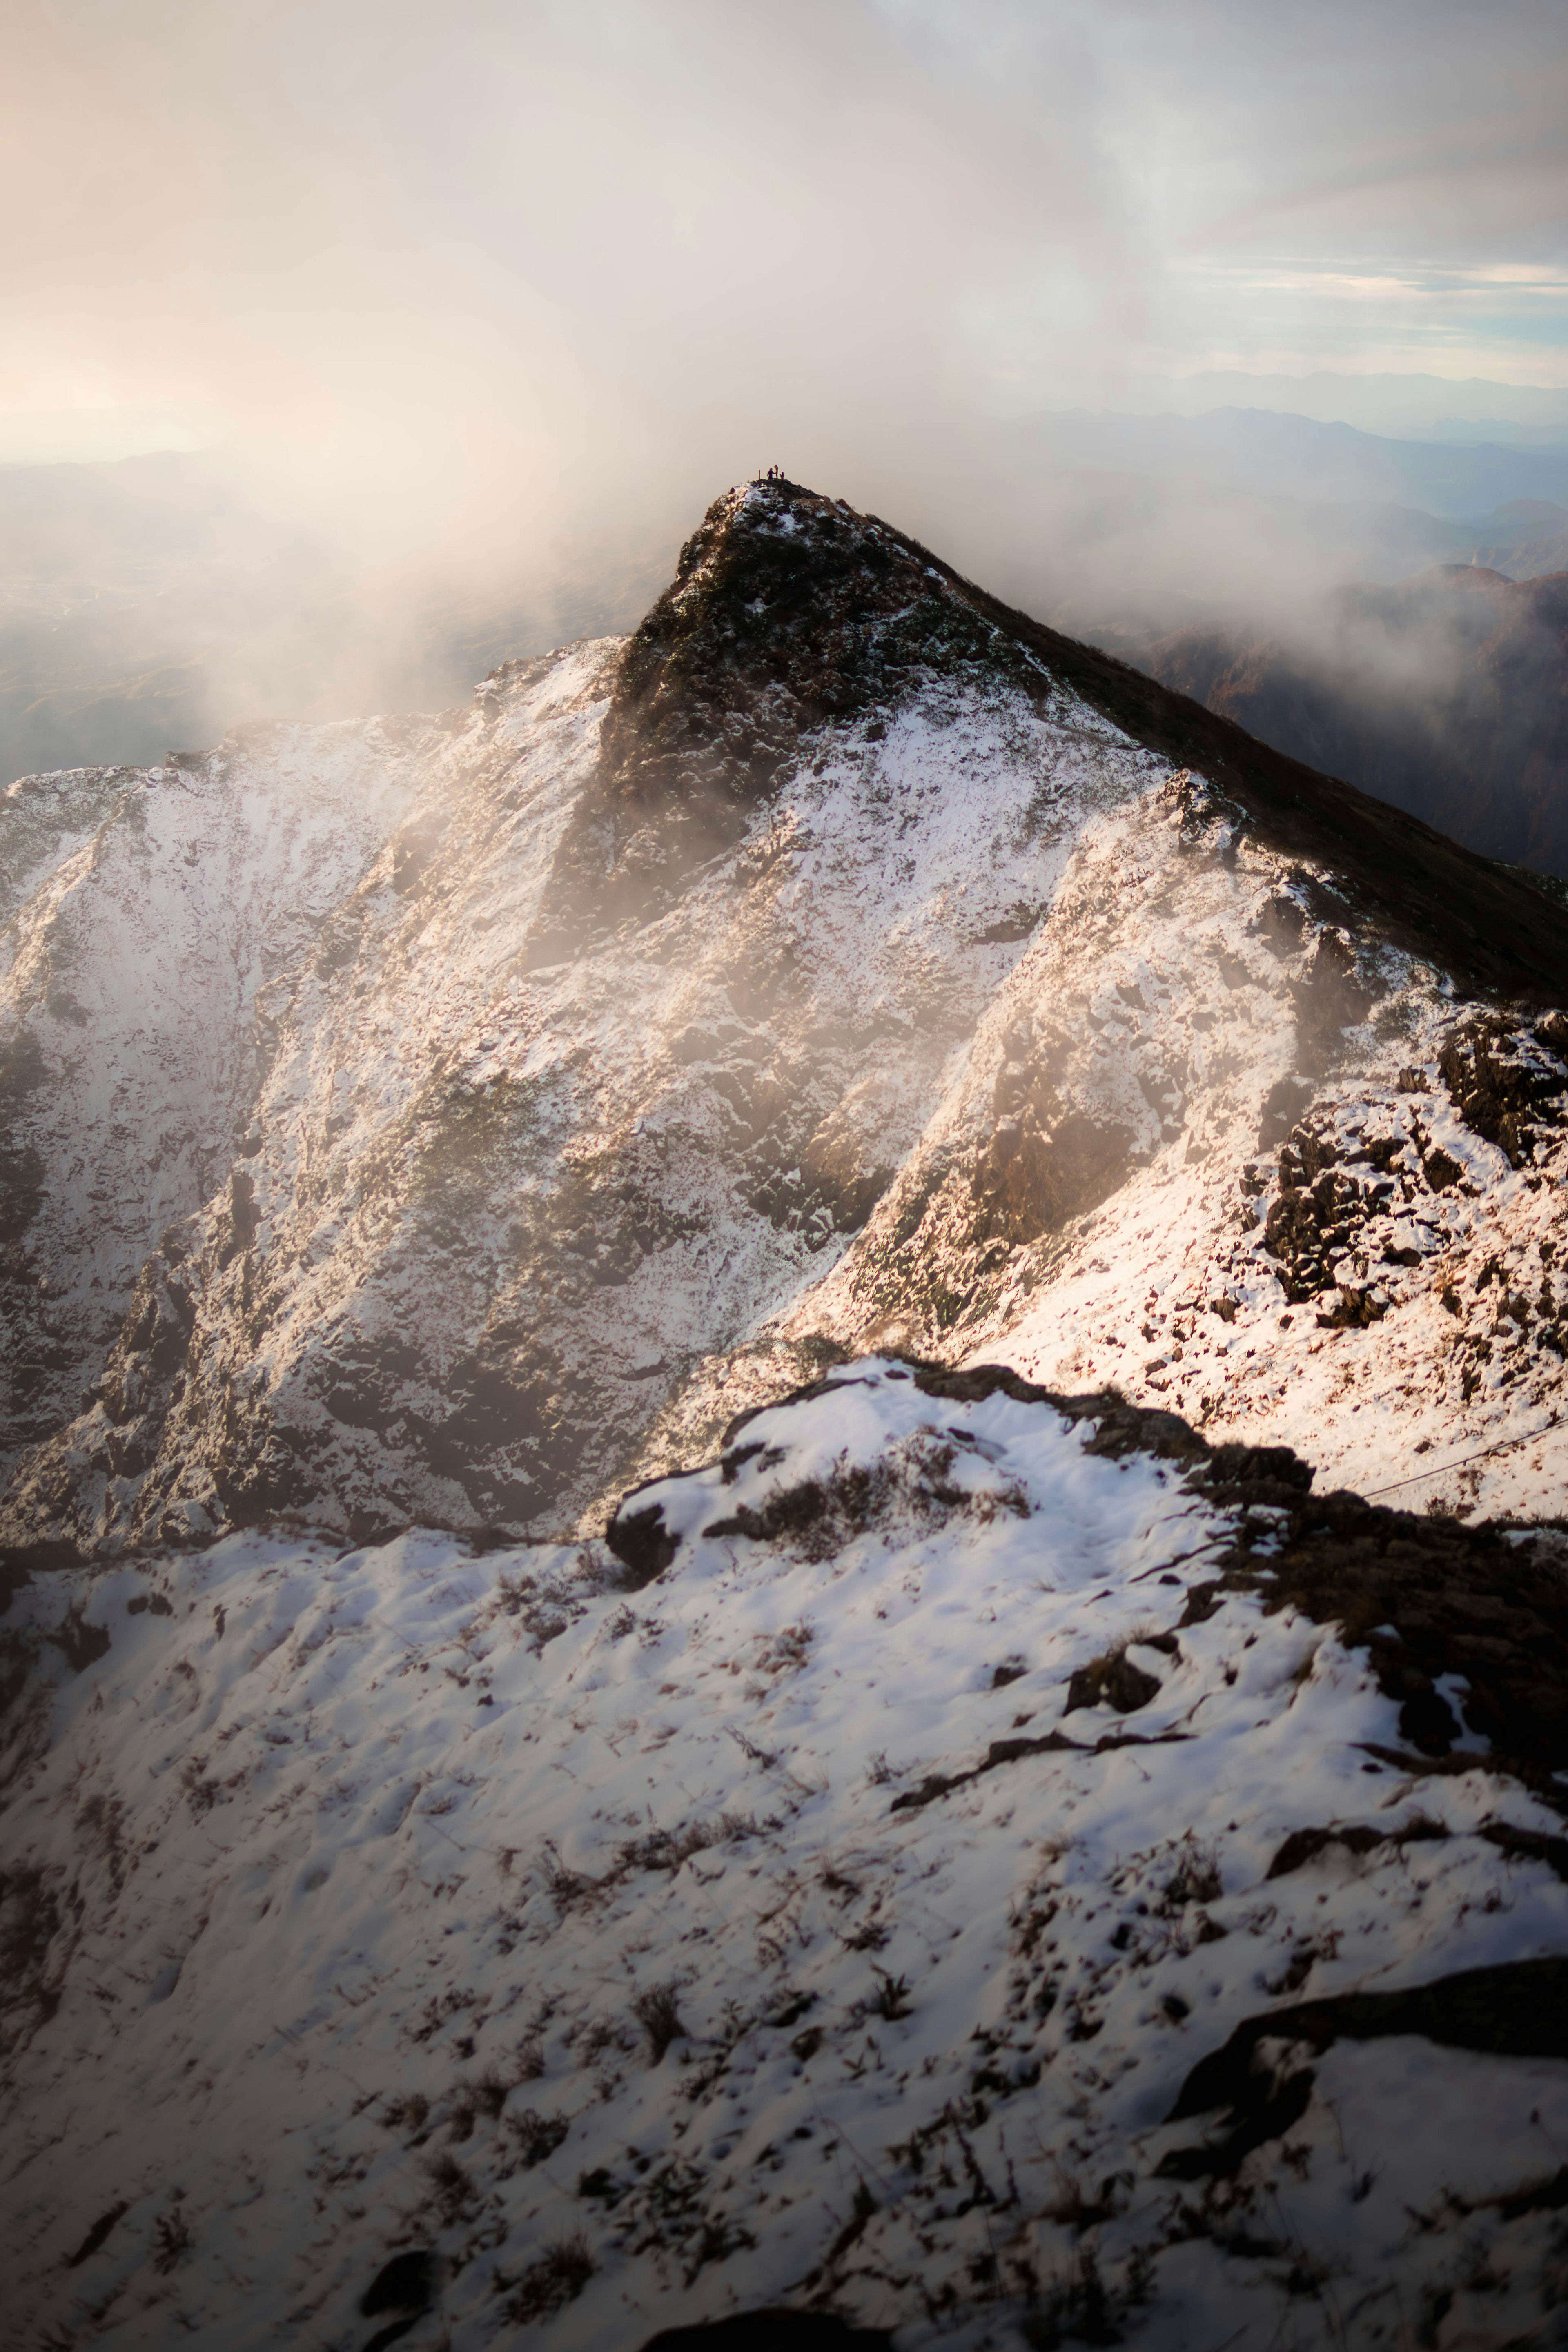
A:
[531, 477, 1067, 967]
[7, 477, 1568, 1562]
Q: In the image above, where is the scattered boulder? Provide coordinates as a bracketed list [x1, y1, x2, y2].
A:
[1065, 1648, 1162, 1716]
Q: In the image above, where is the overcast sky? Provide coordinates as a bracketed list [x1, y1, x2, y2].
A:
[6, 0, 1566, 513]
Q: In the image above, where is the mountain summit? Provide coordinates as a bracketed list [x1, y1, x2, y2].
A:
[6, 475, 1568, 1564]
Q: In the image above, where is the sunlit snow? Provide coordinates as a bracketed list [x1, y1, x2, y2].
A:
[4, 1368, 1565, 2347]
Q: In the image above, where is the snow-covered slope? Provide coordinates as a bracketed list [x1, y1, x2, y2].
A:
[5, 1365, 1568, 2349]
[659, 779, 1568, 1524]
[7, 476, 1568, 1561]
[0, 729, 429, 1494]
[0, 494, 1175, 1558]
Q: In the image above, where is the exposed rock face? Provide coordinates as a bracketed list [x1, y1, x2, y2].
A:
[536, 477, 1055, 950]
[6, 478, 1568, 1561]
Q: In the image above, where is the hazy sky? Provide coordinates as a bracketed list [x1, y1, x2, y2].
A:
[6, 0, 1566, 507]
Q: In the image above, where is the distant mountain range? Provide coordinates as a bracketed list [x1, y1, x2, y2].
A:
[1009, 405, 1568, 519]
[1120, 366, 1568, 444]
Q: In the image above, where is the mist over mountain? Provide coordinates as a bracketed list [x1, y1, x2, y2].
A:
[970, 414, 1568, 655]
[0, 443, 683, 788]
[9, 405, 1568, 849]
[7, 477, 1568, 2349]
[9, 0, 1568, 2332]
[1138, 563, 1568, 875]
[9, 473, 1568, 1558]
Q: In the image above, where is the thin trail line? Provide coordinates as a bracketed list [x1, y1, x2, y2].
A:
[1362, 1423, 1564, 1499]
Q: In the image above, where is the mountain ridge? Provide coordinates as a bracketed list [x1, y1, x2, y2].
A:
[7, 477, 1568, 1568]
[9, 482, 1568, 2352]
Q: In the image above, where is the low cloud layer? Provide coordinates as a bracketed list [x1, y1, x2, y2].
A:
[2, 1, 1566, 771]
[11, 3, 1566, 475]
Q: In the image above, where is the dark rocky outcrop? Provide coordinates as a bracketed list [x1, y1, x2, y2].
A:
[1183, 1481, 1568, 1777]
[1160, 1956, 1568, 2179]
